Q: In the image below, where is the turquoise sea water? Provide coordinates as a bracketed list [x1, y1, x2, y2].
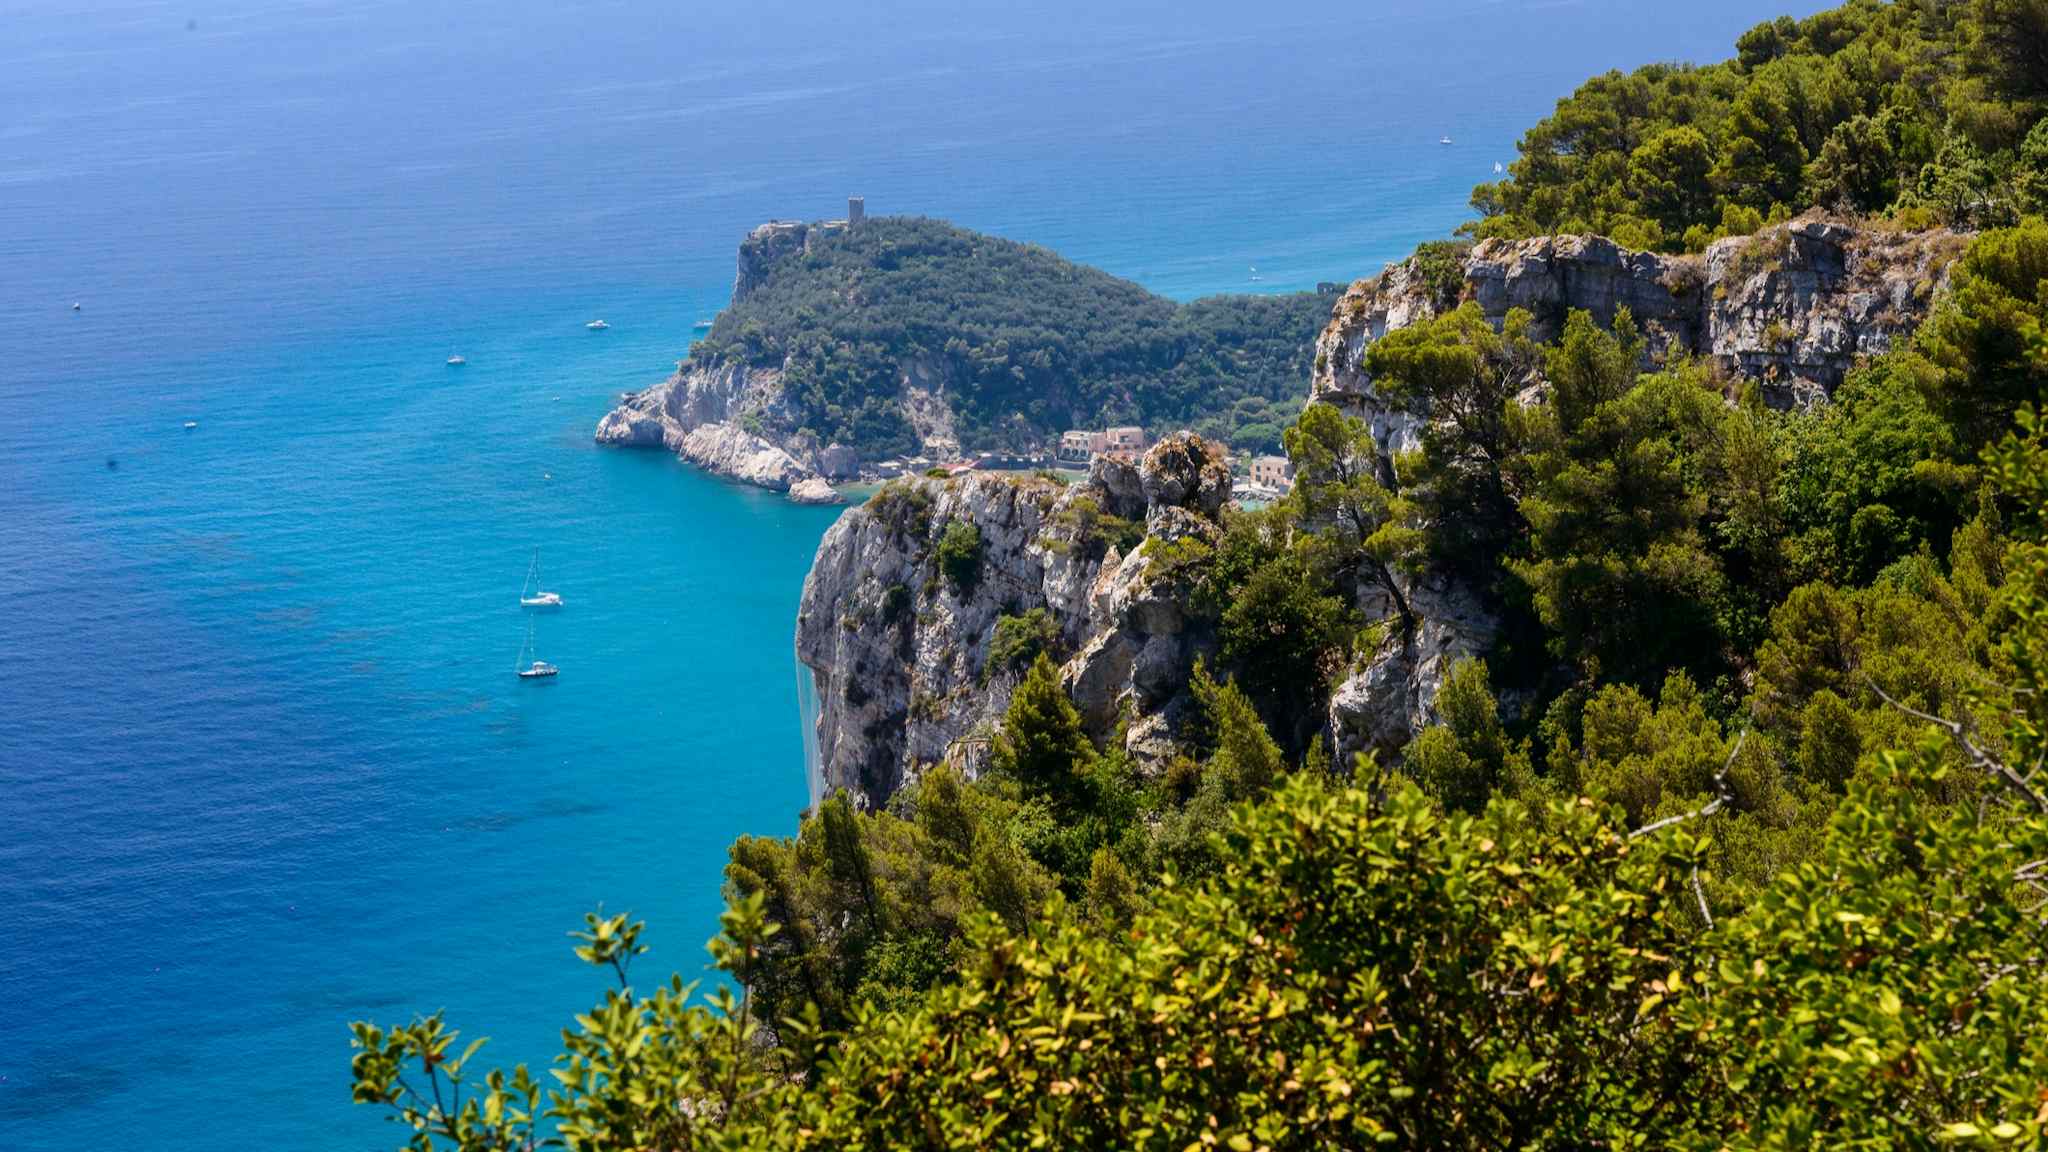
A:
[0, 0, 1820, 1146]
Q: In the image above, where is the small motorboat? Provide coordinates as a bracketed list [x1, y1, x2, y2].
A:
[692, 318, 714, 330]
[72, 302, 81, 311]
[183, 420, 199, 430]
[585, 319, 610, 331]
[1440, 135, 1455, 146]
[447, 355, 467, 366]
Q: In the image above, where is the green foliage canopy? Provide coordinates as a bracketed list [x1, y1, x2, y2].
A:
[1469, 0, 2047, 248]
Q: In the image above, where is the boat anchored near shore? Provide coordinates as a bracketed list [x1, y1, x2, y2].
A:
[585, 319, 609, 331]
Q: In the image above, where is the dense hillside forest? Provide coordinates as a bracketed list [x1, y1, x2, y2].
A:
[693, 217, 1329, 455]
[1470, 0, 2048, 249]
[352, 2, 2048, 1148]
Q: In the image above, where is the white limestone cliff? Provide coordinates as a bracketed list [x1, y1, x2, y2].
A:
[794, 435, 1231, 804]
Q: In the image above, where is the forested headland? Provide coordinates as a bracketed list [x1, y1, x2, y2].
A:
[692, 218, 1332, 456]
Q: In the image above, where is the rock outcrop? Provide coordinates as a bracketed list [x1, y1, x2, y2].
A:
[733, 220, 814, 304]
[1327, 574, 1502, 766]
[1316, 214, 1964, 416]
[593, 360, 839, 499]
[789, 477, 843, 505]
[1301, 213, 1966, 761]
[796, 434, 1232, 804]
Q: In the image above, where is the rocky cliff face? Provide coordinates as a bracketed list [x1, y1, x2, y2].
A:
[733, 220, 814, 304]
[796, 434, 1232, 804]
[593, 359, 841, 500]
[1325, 573, 1505, 767]
[1316, 214, 1963, 416]
[1304, 213, 1967, 762]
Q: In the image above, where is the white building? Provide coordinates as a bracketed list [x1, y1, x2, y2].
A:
[1103, 426, 1147, 454]
[1057, 430, 1101, 463]
[1250, 455, 1294, 491]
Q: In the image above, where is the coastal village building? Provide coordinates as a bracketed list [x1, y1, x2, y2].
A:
[1058, 431, 1099, 463]
[1249, 454, 1294, 492]
[1057, 426, 1150, 464]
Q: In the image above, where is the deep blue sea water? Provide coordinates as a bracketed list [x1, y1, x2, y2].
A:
[1, 0, 1823, 1146]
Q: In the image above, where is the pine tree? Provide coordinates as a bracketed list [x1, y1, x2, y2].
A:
[817, 791, 882, 934]
[1713, 79, 1808, 210]
[991, 654, 1094, 800]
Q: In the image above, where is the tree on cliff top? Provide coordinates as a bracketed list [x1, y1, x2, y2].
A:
[1467, 0, 2044, 249]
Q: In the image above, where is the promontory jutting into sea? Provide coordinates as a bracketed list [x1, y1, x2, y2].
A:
[7, 0, 2048, 1148]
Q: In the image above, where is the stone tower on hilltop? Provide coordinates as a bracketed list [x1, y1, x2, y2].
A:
[848, 196, 865, 226]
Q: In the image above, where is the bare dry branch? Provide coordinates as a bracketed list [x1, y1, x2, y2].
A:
[1631, 730, 1748, 841]
[1865, 678, 2048, 815]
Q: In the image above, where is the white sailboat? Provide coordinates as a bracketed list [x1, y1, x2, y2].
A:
[515, 617, 558, 679]
[520, 549, 563, 608]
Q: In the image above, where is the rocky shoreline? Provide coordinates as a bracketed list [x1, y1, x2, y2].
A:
[594, 391, 844, 504]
